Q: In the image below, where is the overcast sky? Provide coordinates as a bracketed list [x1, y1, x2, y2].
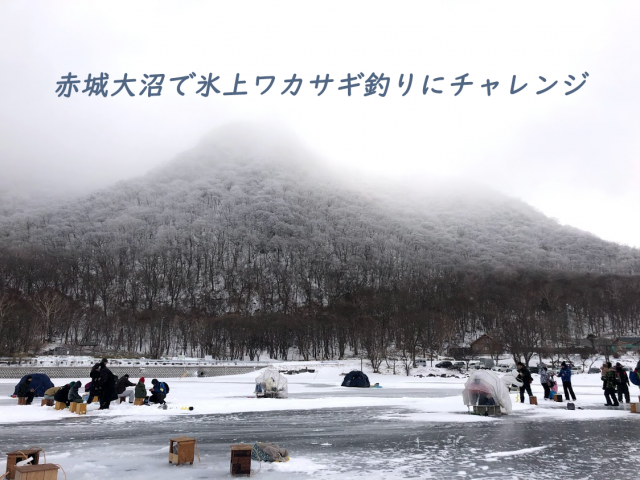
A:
[1, 1, 639, 247]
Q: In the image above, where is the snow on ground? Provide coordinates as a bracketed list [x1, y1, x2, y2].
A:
[2, 360, 640, 479]
[2, 360, 639, 424]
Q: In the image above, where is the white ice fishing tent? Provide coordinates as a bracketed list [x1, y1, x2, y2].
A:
[462, 370, 513, 414]
[500, 370, 524, 392]
[255, 367, 288, 398]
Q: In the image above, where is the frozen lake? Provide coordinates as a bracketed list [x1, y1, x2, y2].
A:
[2, 364, 640, 479]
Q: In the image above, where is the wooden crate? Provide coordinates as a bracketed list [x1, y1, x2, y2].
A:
[134, 398, 145, 406]
[630, 403, 640, 413]
[40, 399, 54, 407]
[230, 444, 252, 476]
[14, 464, 58, 480]
[554, 394, 563, 402]
[54, 402, 65, 411]
[529, 396, 538, 405]
[169, 437, 196, 466]
[69, 402, 77, 413]
[92, 396, 99, 403]
[5, 449, 41, 480]
[17, 397, 27, 406]
[472, 405, 501, 416]
[75, 403, 87, 415]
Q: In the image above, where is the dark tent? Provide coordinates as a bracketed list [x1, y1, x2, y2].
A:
[341, 370, 370, 388]
[13, 374, 54, 397]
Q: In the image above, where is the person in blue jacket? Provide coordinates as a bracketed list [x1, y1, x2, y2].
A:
[149, 379, 168, 404]
[558, 362, 577, 401]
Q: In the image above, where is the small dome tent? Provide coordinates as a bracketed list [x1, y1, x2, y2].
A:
[341, 370, 370, 388]
[462, 370, 512, 414]
[255, 367, 288, 398]
[13, 373, 54, 397]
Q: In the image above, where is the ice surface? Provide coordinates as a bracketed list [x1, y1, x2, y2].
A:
[1, 360, 640, 479]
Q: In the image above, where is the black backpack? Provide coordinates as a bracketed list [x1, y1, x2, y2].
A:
[164, 382, 170, 394]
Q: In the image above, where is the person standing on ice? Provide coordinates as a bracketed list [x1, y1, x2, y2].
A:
[98, 358, 116, 410]
[516, 362, 533, 401]
[615, 363, 630, 404]
[88, 358, 105, 404]
[558, 362, 577, 401]
[601, 362, 620, 406]
[539, 366, 551, 400]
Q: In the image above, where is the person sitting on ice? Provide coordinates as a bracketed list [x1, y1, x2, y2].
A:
[477, 391, 496, 406]
[116, 374, 136, 403]
[149, 379, 169, 404]
[135, 377, 148, 403]
[54, 383, 72, 406]
[16, 376, 36, 405]
[68, 380, 83, 404]
[43, 386, 61, 401]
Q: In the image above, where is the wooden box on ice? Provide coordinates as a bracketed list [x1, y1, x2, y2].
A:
[5, 449, 41, 480]
[169, 437, 195, 465]
[230, 444, 252, 476]
[14, 464, 58, 480]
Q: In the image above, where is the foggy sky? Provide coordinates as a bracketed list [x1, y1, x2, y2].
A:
[1, 0, 639, 247]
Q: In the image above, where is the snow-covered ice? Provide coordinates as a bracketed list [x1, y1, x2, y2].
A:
[2, 361, 640, 479]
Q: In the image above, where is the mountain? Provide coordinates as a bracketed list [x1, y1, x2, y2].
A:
[0, 122, 639, 318]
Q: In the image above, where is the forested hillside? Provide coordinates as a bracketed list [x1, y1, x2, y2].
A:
[1, 123, 639, 361]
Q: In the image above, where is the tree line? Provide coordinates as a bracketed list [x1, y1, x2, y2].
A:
[1, 249, 639, 366]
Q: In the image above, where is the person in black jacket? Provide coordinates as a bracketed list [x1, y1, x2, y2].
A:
[54, 383, 72, 406]
[615, 363, 631, 404]
[98, 359, 116, 410]
[516, 362, 534, 401]
[17, 376, 35, 405]
[116, 374, 136, 403]
[87, 358, 105, 404]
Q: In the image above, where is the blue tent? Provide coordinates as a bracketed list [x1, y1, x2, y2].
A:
[341, 370, 370, 388]
[13, 374, 54, 397]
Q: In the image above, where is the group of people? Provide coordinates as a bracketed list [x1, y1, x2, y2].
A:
[16, 357, 171, 410]
[514, 359, 640, 406]
[600, 361, 633, 407]
[87, 358, 170, 409]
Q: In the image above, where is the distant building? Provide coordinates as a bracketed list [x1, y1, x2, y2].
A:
[470, 334, 502, 356]
[447, 345, 470, 359]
